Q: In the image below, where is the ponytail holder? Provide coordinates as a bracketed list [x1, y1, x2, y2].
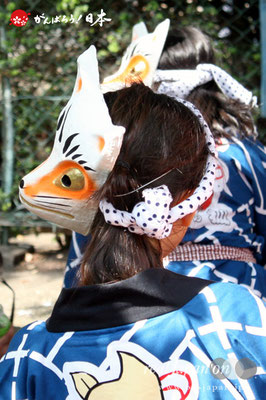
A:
[99, 98, 217, 240]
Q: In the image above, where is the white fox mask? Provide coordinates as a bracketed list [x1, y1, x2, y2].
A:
[101, 19, 169, 92]
[19, 46, 125, 235]
[19, 20, 169, 234]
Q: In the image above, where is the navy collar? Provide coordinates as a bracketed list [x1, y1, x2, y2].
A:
[47, 268, 211, 332]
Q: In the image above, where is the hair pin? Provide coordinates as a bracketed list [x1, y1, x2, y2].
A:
[114, 167, 182, 197]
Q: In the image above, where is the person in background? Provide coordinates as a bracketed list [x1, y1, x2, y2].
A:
[1, 82, 265, 400]
[154, 26, 266, 298]
[64, 26, 266, 299]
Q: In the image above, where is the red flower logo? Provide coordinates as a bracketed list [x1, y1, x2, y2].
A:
[9, 10, 31, 27]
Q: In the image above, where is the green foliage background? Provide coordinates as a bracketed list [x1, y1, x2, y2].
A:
[0, 0, 262, 217]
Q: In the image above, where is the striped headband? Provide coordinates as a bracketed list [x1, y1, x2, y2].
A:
[154, 64, 257, 107]
[99, 98, 217, 240]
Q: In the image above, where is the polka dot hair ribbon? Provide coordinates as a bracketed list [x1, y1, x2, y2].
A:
[155, 64, 257, 107]
[100, 99, 218, 240]
[100, 185, 174, 239]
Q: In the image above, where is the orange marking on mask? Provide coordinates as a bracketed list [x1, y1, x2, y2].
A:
[105, 55, 150, 85]
[77, 78, 82, 92]
[24, 160, 96, 200]
[98, 136, 105, 152]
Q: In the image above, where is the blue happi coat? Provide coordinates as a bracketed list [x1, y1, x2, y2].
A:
[63, 137, 266, 298]
[0, 269, 265, 399]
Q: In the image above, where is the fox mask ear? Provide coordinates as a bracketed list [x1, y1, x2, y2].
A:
[131, 21, 148, 41]
[19, 45, 125, 235]
[101, 19, 170, 92]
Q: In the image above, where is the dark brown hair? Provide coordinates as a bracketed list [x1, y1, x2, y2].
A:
[158, 26, 256, 140]
[159, 26, 215, 70]
[81, 84, 209, 285]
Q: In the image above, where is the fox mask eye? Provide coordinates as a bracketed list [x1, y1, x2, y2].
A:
[54, 168, 85, 191]
[19, 45, 125, 236]
[128, 56, 148, 79]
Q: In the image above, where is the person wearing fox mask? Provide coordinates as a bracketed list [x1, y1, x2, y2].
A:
[64, 23, 266, 296]
[61, 18, 171, 287]
[154, 26, 266, 297]
[18, 19, 170, 288]
[1, 46, 266, 400]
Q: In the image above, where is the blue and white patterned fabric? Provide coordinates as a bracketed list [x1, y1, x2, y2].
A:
[166, 137, 266, 299]
[63, 137, 266, 298]
[166, 259, 266, 301]
[183, 137, 266, 262]
[1, 269, 265, 399]
[63, 232, 89, 288]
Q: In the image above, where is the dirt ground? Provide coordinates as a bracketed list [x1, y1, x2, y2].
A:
[0, 233, 68, 329]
